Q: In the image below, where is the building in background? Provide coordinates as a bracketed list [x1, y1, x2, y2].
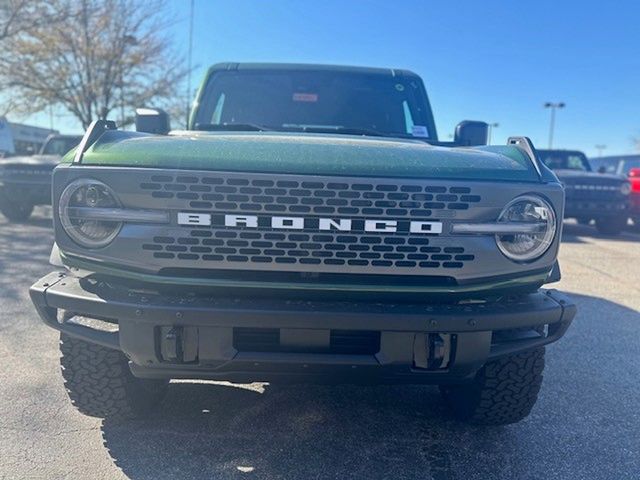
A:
[0, 117, 58, 156]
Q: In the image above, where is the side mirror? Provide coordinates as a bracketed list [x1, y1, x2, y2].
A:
[454, 121, 489, 146]
[135, 108, 170, 135]
[597, 166, 607, 174]
[629, 168, 640, 178]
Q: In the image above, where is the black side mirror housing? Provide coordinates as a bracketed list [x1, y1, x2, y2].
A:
[135, 108, 170, 135]
[454, 120, 489, 146]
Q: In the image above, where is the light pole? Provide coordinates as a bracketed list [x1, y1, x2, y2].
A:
[544, 102, 565, 149]
[595, 144, 607, 157]
[487, 122, 499, 144]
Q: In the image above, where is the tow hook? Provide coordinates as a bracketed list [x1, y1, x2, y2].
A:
[160, 326, 198, 363]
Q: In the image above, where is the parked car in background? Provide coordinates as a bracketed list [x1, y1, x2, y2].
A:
[0, 134, 82, 221]
[537, 149, 630, 235]
[590, 154, 640, 227]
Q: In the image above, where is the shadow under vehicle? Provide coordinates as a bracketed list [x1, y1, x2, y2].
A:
[92, 291, 637, 480]
[0, 134, 82, 221]
[537, 149, 630, 235]
[30, 63, 575, 427]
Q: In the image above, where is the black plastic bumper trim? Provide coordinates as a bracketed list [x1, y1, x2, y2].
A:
[30, 271, 576, 360]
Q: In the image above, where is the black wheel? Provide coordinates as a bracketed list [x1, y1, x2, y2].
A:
[595, 216, 627, 235]
[440, 347, 545, 425]
[0, 197, 33, 221]
[60, 333, 168, 419]
[576, 217, 591, 225]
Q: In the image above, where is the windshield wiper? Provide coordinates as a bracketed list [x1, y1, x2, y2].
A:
[194, 123, 272, 132]
[282, 125, 390, 138]
[194, 122, 412, 140]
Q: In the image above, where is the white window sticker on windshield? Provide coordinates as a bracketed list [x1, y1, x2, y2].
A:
[412, 125, 429, 137]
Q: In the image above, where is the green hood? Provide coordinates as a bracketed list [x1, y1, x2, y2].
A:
[69, 130, 540, 182]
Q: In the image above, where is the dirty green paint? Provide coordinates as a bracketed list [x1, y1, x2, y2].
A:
[65, 130, 540, 182]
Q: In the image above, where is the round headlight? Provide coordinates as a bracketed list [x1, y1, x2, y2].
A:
[59, 179, 122, 248]
[496, 195, 557, 263]
[620, 182, 631, 195]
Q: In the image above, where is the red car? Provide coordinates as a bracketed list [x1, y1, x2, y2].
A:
[630, 168, 640, 225]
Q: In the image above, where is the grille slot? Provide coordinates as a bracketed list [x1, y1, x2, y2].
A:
[233, 328, 381, 355]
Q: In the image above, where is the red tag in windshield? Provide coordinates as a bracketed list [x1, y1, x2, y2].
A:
[292, 93, 318, 102]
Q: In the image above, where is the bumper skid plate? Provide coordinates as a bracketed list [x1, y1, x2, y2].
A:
[30, 271, 576, 384]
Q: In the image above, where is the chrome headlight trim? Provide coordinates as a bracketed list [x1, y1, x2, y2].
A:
[59, 179, 123, 249]
[494, 194, 557, 263]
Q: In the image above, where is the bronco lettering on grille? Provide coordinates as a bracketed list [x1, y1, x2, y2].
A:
[177, 213, 444, 234]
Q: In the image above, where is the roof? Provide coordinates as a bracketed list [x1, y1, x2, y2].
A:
[207, 62, 419, 78]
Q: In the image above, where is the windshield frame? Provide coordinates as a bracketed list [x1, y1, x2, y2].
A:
[189, 65, 438, 141]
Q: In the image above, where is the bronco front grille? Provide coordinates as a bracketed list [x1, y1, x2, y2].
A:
[2, 165, 53, 181]
[54, 166, 565, 280]
[564, 183, 623, 201]
[135, 172, 479, 273]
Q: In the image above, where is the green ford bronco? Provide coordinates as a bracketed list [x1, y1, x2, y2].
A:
[30, 63, 576, 425]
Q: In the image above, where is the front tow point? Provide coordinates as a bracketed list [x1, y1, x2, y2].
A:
[159, 326, 198, 363]
[413, 333, 452, 370]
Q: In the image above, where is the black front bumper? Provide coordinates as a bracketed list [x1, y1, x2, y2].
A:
[0, 177, 53, 205]
[30, 271, 576, 384]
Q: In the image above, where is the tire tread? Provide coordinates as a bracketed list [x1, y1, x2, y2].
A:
[441, 347, 545, 425]
[59, 333, 167, 419]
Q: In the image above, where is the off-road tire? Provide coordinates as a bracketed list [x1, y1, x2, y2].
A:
[59, 333, 168, 419]
[0, 197, 33, 222]
[595, 216, 627, 235]
[440, 347, 545, 425]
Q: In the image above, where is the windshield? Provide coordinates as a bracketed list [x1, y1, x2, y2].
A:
[589, 158, 620, 174]
[41, 137, 82, 155]
[590, 156, 640, 175]
[192, 69, 436, 140]
[538, 151, 591, 172]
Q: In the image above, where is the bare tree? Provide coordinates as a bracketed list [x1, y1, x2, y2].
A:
[0, 0, 187, 128]
[0, 0, 68, 114]
[0, 0, 63, 42]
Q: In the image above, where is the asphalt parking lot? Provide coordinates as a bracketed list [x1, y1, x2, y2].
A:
[1, 209, 639, 480]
